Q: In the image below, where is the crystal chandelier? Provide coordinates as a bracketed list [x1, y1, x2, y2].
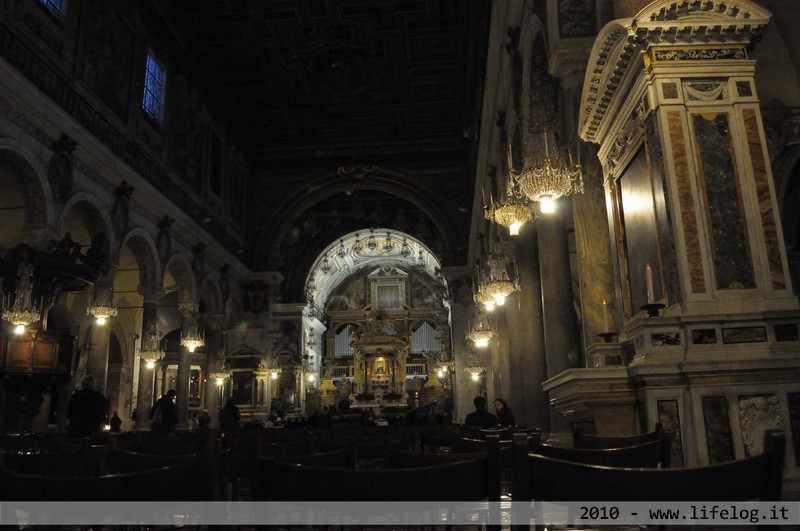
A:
[140, 324, 164, 369]
[210, 362, 230, 386]
[473, 283, 497, 312]
[87, 304, 117, 325]
[467, 311, 494, 348]
[180, 322, 205, 353]
[478, 247, 519, 307]
[87, 281, 117, 325]
[465, 357, 486, 381]
[485, 197, 532, 236]
[3, 263, 40, 334]
[509, 104, 583, 214]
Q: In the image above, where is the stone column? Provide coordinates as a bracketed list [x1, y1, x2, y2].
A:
[508, 228, 550, 430]
[175, 303, 196, 428]
[538, 202, 581, 438]
[203, 314, 224, 413]
[85, 282, 113, 394]
[134, 288, 159, 429]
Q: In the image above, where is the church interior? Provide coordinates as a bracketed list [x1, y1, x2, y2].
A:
[1, 0, 800, 511]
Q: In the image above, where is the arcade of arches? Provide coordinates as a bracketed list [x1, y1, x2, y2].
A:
[1, 0, 800, 498]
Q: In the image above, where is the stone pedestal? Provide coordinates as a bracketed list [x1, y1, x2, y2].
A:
[543, 368, 637, 440]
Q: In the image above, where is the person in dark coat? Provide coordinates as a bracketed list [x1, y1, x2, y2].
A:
[464, 396, 498, 429]
[66, 375, 107, 437]
[109, 411, 123, 433]
[494, 397, 516, 428]
[219, 398, 241, 434]
[196, 408, 212, 430]
[150, 390, 178, 435]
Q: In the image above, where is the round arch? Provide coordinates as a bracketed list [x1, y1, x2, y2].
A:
[304, 228, 448, 312]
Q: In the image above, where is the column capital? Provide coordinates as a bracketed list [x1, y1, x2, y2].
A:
[178, 302, 199, 317]
[138, 284, 162, 304]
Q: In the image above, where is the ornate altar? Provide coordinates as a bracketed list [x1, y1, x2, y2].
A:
[351, 310, 409, 407]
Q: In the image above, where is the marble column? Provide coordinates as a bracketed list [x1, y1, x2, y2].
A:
[203, 315, 224, 413]
[538, 201, 581, 437]
[85, 275, 115, 394]
[134, 290, 159, 429]
[509, 228, 550, 430]
[175, 303, 196, 428]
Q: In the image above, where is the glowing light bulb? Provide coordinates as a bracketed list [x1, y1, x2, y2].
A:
[437, 370, 444, 378]
[475, 338, 489, 348]
[484, 300, 495, 312]
[271, 373, 278, 380]
[493, 294, 506, 306]
[509, 221, 523, 236]
[146, 360, 155, 369]
[14, 324, 25, 334]
[96, 316, 106, 325]
[539, 196, 556, 214]
[471, 373, 480, 381]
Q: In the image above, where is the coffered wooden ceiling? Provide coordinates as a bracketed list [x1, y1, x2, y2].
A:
[147, 0, 491, 298]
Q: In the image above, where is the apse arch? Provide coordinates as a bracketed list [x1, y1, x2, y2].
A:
[303, 228, 448, 313]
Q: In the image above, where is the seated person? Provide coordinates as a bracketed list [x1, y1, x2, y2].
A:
[464, 396, 498, 429]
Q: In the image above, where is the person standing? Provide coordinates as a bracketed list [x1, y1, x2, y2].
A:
[464, 396, 498, 429]
[219, 398, 241, 435]
[150, 390, 178, 435]
[196, 408, 212, 430]
[109, 411, 123, 433]
[66, 375, 107, 437]
[494, 398, 516, 428]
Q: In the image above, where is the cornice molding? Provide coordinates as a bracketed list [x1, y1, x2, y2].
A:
[579, 0, 772, 144]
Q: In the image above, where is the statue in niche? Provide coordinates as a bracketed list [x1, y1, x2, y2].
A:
[47, 134, 77, 202]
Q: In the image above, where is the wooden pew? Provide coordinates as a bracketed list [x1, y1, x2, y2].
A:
[515, 429, 785, 504]
[106, 448, 200, 473]
[573, 422, 664, 449]
[260, 456, 493, 501]
[526, 432, 672, 469]
[0, 461, 221, 501]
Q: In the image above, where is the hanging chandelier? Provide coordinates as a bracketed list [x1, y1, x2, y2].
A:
[87, 304, 117, 325]
[467, 311, 494, 348]
[508, 105, 583, 214]
[269, 365, 281, 380]
[180, 321, 205, 353]
[465, 357, 486, 381]
[478, 247, 519, 307]
[210, 367, 230, 386]
[473, 284, 496, 312]
[484, 197, 532, 236]
[140, 325, 164, 369]
[2, 263, 41, 334]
